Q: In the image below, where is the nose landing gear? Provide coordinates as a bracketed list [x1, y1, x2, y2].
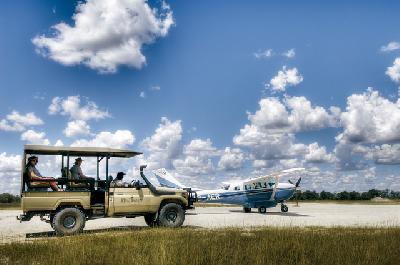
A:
[281, 204, 288, 213]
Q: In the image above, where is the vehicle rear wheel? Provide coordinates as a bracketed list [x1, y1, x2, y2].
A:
[157, 203, 185, 228]
[52, 207, 85, 236]
[258, 206, 267, 214]
[243, 207, 251, 213]
[144, 213, 159, 227]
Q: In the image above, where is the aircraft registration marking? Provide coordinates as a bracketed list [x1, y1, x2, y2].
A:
[207, 193, 220, 200]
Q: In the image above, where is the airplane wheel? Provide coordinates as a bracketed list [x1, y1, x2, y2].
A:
[258, 206, 267, 214]
[281, 204, 288, 213]
[243, 207, 251, 213]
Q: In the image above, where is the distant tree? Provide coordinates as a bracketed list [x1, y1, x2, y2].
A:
[0, 193, 20, 203]
[320, 191, 335, 200]
[336, 191, 350, 200]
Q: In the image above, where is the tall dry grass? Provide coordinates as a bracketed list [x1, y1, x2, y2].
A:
[1, 227, 399, 265]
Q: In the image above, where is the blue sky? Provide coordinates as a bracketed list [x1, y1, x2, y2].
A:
[1, 0, 400, 194]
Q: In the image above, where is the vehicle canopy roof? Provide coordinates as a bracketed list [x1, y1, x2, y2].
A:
[24, 145, 142, 158]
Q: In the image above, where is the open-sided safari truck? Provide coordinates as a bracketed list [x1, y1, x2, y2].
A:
[17, 145, 196, 235]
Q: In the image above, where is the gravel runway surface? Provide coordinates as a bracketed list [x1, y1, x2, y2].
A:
[1, 203, 400, 243]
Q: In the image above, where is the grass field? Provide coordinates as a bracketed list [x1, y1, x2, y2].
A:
[0, 202, 20, 210]
[1, 227, 399, 265]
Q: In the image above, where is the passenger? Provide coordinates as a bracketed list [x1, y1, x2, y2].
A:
[70, 157, 95, 190]
[26, 156, 59, 191]
[111, 172, 128, 187]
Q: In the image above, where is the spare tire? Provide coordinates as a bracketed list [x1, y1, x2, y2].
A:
[157, 203, 185, 228]
[52, 207, 86, 236]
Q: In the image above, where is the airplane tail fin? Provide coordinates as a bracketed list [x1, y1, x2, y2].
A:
[153, 168, 186, 189]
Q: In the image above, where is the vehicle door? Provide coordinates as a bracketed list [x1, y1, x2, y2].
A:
[111, 186, 154, 213]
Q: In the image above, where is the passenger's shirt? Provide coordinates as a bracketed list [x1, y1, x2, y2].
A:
[27, 165, 42, 179]
[70, 164, 83, 180]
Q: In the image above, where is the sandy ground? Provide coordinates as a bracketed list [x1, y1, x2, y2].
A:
[1, 203, 400, 243]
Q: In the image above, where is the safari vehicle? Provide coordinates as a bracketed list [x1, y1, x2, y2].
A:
[17, 145, 196, 235]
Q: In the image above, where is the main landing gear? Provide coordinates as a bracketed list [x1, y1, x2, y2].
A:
[281, 204, 288, 213]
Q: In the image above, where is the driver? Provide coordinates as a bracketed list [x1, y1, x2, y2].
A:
[111, 172, 128, 187]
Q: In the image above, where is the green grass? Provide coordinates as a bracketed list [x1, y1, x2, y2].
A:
[0, 202, 20, 210]
[1, 227, 399, 265]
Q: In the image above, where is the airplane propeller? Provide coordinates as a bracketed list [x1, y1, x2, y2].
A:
[288, 177, 301, 187]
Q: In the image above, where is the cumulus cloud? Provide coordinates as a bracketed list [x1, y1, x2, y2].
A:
[248, 96, 339, 133]
[386, 57, 400, 83]
[140, 117, 182, 169]
[32, 0, 174, 73]
[21, 130, 50, 145]
[218, 147, 245, 171]
[0, 111, 43, 132]
[72, 130, 135, 149]
[48, 96, 109, 121]
[371, 144, 400, 165]
[340, 88, 400, 144]
[173, 138, 219, 176]
[282, 48, 295, 58]
[64, 120, 90, 137]
[0, 153, 22, 194]
[139, 91, 146, 98]
[305, 142, 333, 163]
[380, 41, 400, 52]
[269, 66, 303, 92]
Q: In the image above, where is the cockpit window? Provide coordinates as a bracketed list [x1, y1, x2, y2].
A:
[234, 186, 240, 191]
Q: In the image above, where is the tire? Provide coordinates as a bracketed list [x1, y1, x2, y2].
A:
[52, 207, 86, 236]
[144, 213, 159, 227]
[157, 203, 185, 228]
[281, 204, 288, 213]
[258, 206, 267, 214]
[243, 207, 251, 213]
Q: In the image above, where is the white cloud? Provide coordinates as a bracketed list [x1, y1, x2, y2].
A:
[247, 96, 339, 133]
[150, 85, 161, 91]
[254, 49, 273, 59]
[269, 66, 303, 92]
[371, 144, 400, 165]
[282, 48, 295, 58]
[140, 117, 182, 169]
[305, 142, 333, 163]
[286, 96, 339, 132]
[0, 111, 43, 132]
[386, 57, 400, 83]
[72, 130, 135, 149]
[173, 139, 219, 176]
[21, 130, 50, 145]
[380, 41, 400, 52]
[340, 88, 400, 143]
[64, 120, 90, 137]
[32, 0, 174, 73]
[48, 96, 110, 121]
[218, 147, 245, 171]
[0, 153, 22, 194]
[139, 91, 146, 98]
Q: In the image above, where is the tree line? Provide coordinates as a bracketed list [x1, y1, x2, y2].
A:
[0, 193, 21, 203]
[290, 189, 400, 200]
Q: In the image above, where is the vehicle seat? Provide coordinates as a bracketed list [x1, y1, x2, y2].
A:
[64, 167, 90, 190]
[23, 168, 49, 191]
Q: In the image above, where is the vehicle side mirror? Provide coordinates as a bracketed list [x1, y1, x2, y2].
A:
[134, 181, 141, 190]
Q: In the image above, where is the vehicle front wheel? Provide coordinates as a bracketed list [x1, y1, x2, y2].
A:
[144, 213, 159, 227]
[52, 207, 86, 236]
[157, 203, 185, 228]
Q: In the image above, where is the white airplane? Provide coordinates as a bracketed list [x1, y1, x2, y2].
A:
[153, 168, 304, 213]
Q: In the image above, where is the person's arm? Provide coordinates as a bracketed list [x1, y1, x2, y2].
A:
[28, 168, 53, 181]
[78, 167, 88, 179]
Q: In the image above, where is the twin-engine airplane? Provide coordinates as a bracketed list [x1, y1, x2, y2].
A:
[153, 168, 304, 214]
